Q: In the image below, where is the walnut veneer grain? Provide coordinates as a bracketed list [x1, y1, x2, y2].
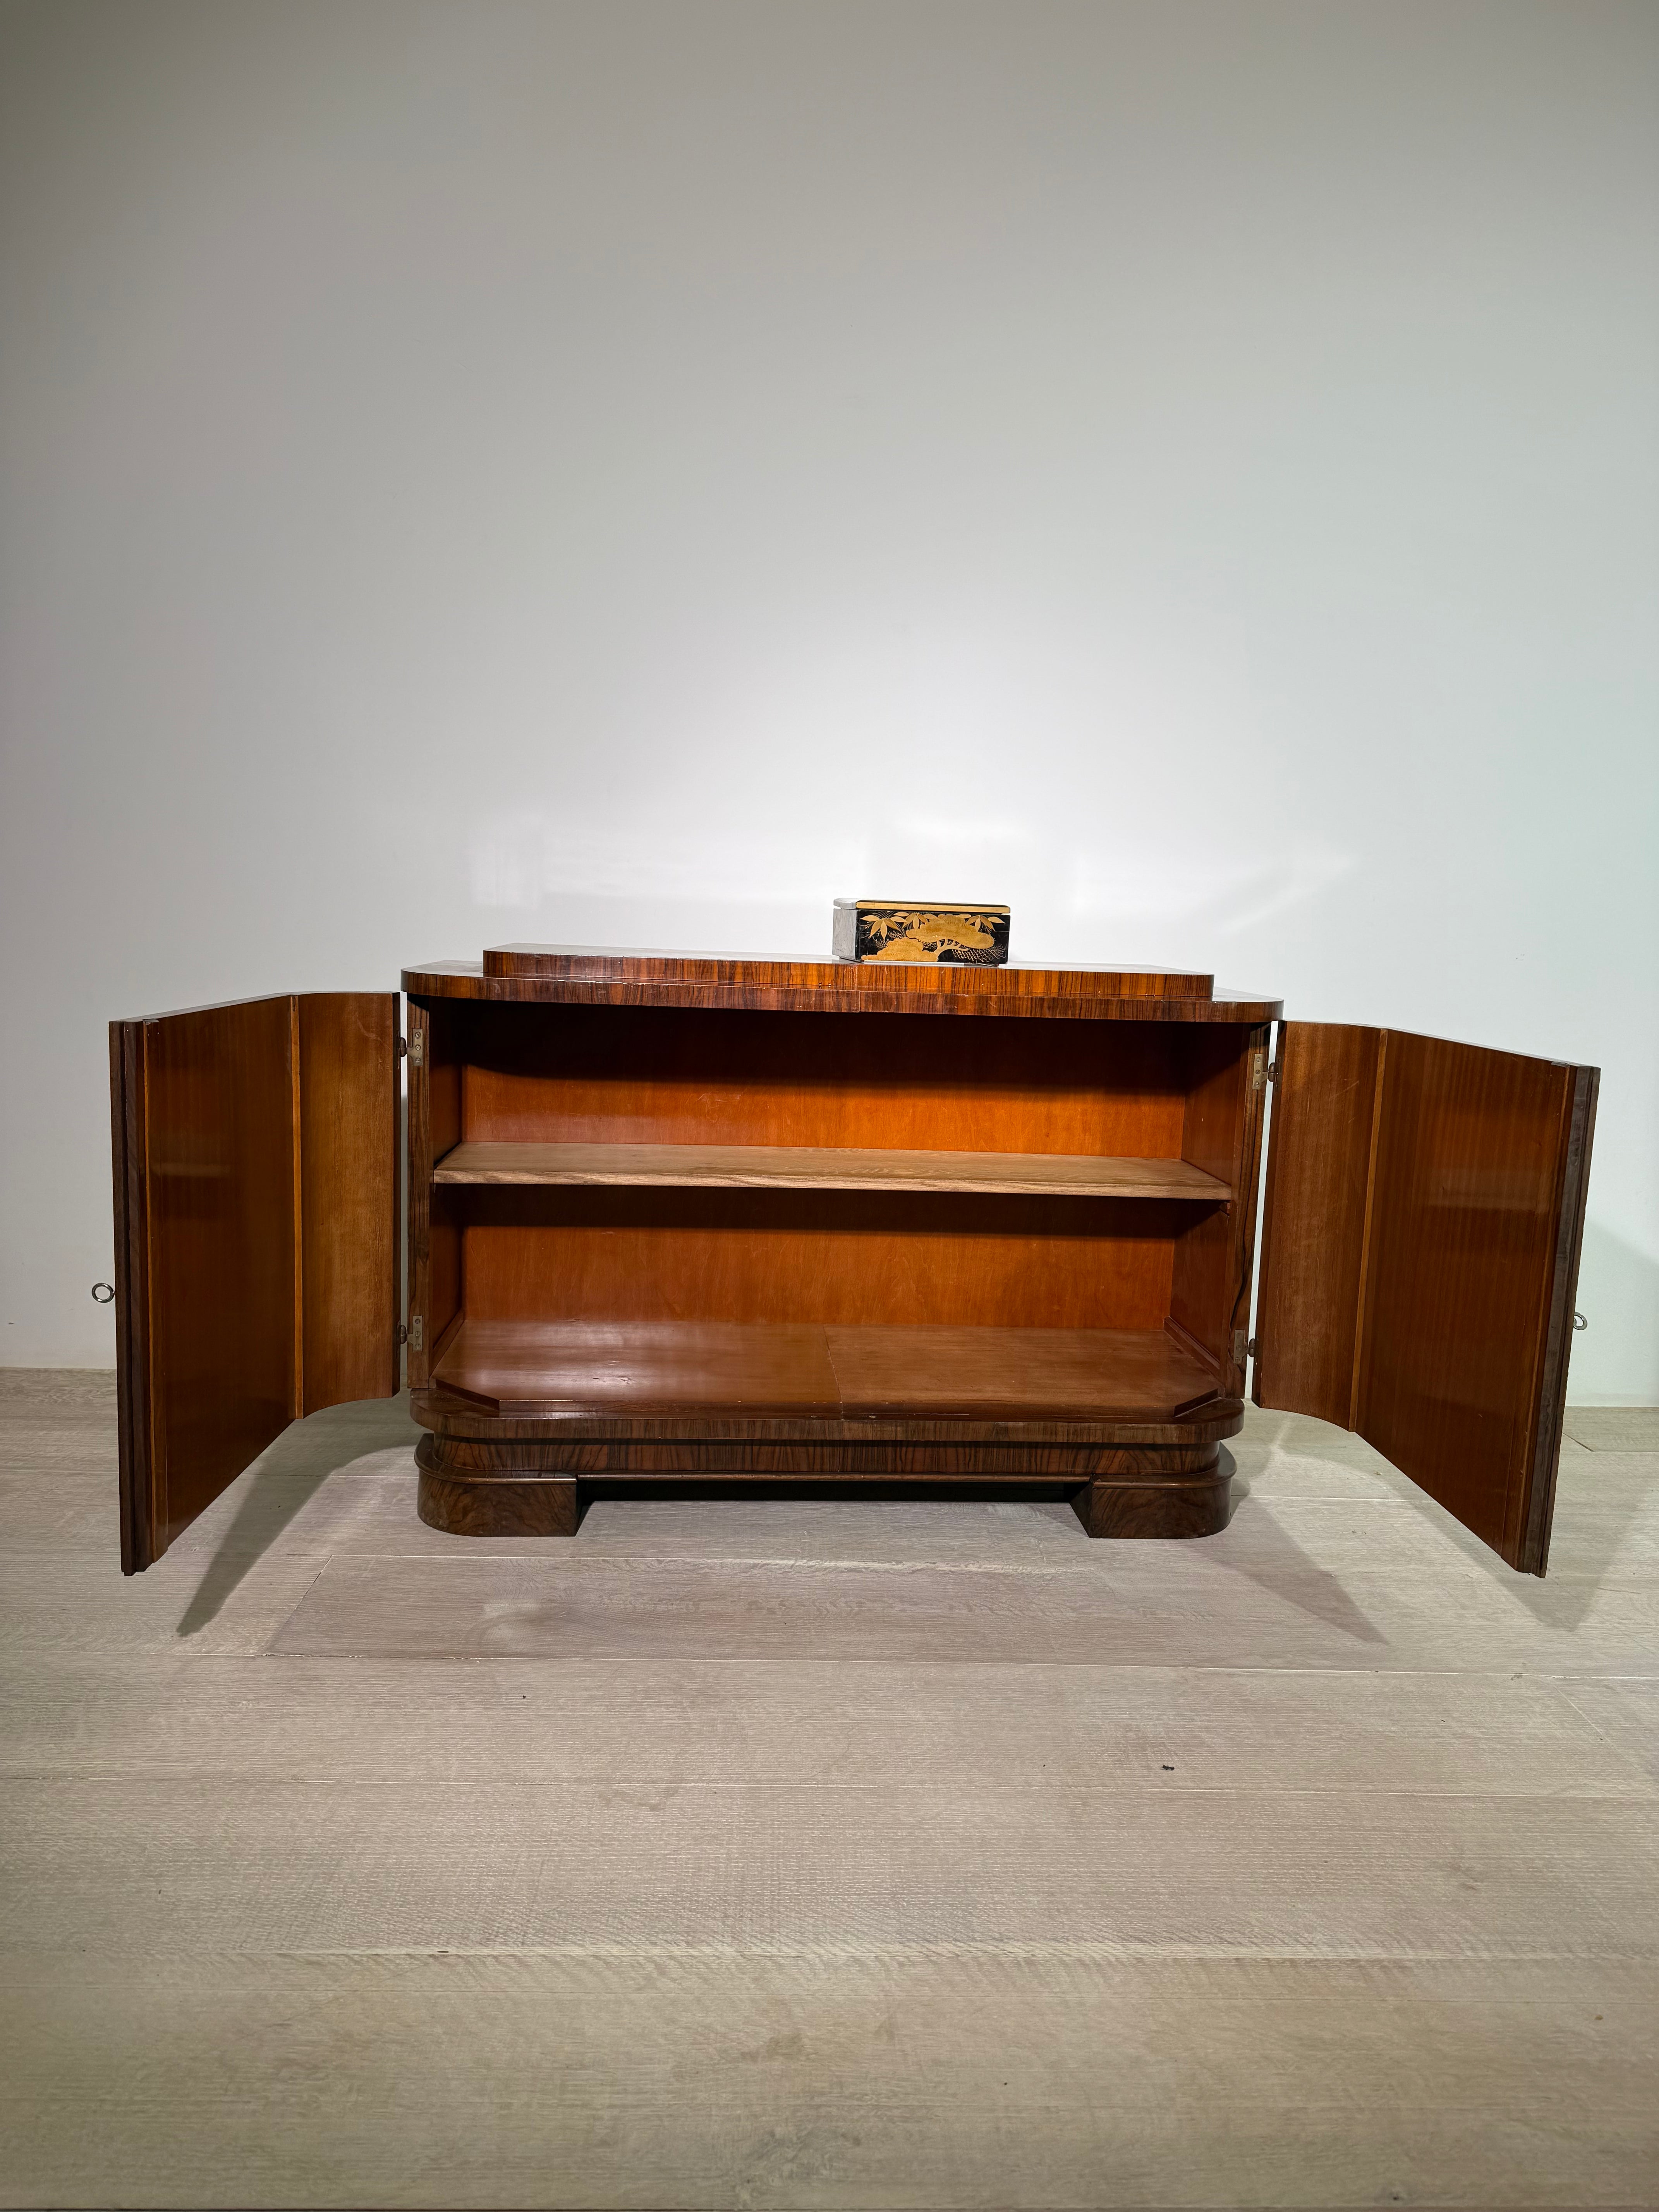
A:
[482, 943, 1216, 998]
[404, 960, 1282, 1024]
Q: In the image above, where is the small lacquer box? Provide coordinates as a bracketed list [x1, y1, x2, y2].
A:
[832, 900, 1011, 965]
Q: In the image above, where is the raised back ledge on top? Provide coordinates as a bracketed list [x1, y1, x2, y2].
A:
[403, 951, 1283, 1024]
[482, 944, 1214, 996]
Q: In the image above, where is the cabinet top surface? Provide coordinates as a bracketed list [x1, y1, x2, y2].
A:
[400, 947, 1281, 1022]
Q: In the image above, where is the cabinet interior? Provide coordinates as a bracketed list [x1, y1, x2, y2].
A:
[415, 999, 1256, 1421]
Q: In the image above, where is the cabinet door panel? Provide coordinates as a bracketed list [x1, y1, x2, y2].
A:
[1255, 1022, 1597, 1575]
[297, 994, 402, 1412]
[1252, 1023, 1381, 1429]
[110, 993, 400, 1573]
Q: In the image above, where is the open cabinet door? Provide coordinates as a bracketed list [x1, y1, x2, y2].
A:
[1254, 1024, 1597, 1575]
[109, 993, 400, 1573]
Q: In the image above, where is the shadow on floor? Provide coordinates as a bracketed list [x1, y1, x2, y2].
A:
[175, 1423, 1391, 1649]
[1242, 1401, 1657, 1635]
[1495, 1455, 1656, 1634]
[174, 1396, 420, 1637]
[1185, 1452, 1388, 1644]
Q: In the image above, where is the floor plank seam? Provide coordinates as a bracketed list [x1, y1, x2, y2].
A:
[5, 1778, 1657, 1798]
[9, 1939, 1657, 1965]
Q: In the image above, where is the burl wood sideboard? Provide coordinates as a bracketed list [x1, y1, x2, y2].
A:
[109, 946, 1597, 1578]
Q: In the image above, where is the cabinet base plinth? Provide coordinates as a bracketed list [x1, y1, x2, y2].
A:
[414, 1433, 1228, 1540]
[1071, 1465, 1231, 1539]
[417, 1463, 579, 1538]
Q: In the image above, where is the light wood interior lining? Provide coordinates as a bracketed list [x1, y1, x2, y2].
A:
[453, 1003, 1199, 1156]
[454, 1188, 1188, 1331]
[415, 1000, 1254, 1401]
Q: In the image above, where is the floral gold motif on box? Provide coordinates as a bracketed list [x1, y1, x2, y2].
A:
[832, 900, 1010, 965]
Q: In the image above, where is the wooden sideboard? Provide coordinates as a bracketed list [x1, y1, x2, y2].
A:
[110, 947, 1596, 1577]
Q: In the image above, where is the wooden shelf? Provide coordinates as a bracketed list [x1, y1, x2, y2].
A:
[431, 1139, 1230, 1204]
[428, 1318, 1224, 1427]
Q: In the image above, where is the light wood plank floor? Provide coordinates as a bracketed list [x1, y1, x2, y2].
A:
[3, 1373, 1657, 2210]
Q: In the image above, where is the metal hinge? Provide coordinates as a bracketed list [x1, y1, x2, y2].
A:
[397, 1323, 408, 1345]
[1267, 1060, 1278, 1082]
[1252, 1052, 1266, 1092]
[408, 1029, 424, 1067]
[409, 1314, 424, 1352]
[1248, 1335, 1258, 1358]
[1231, 1328, 1249, 1364]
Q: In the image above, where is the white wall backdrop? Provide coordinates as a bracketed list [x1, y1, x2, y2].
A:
[2, 0, 1655, 1395]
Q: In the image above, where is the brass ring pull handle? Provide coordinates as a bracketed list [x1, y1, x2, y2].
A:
[1574, 1312, 1588, 1331]
[91, 1282, 115, 1304]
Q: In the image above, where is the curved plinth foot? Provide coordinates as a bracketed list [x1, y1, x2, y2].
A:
[1071, 1452, 1230, 1538]
[417, 1439, 579, 1537]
